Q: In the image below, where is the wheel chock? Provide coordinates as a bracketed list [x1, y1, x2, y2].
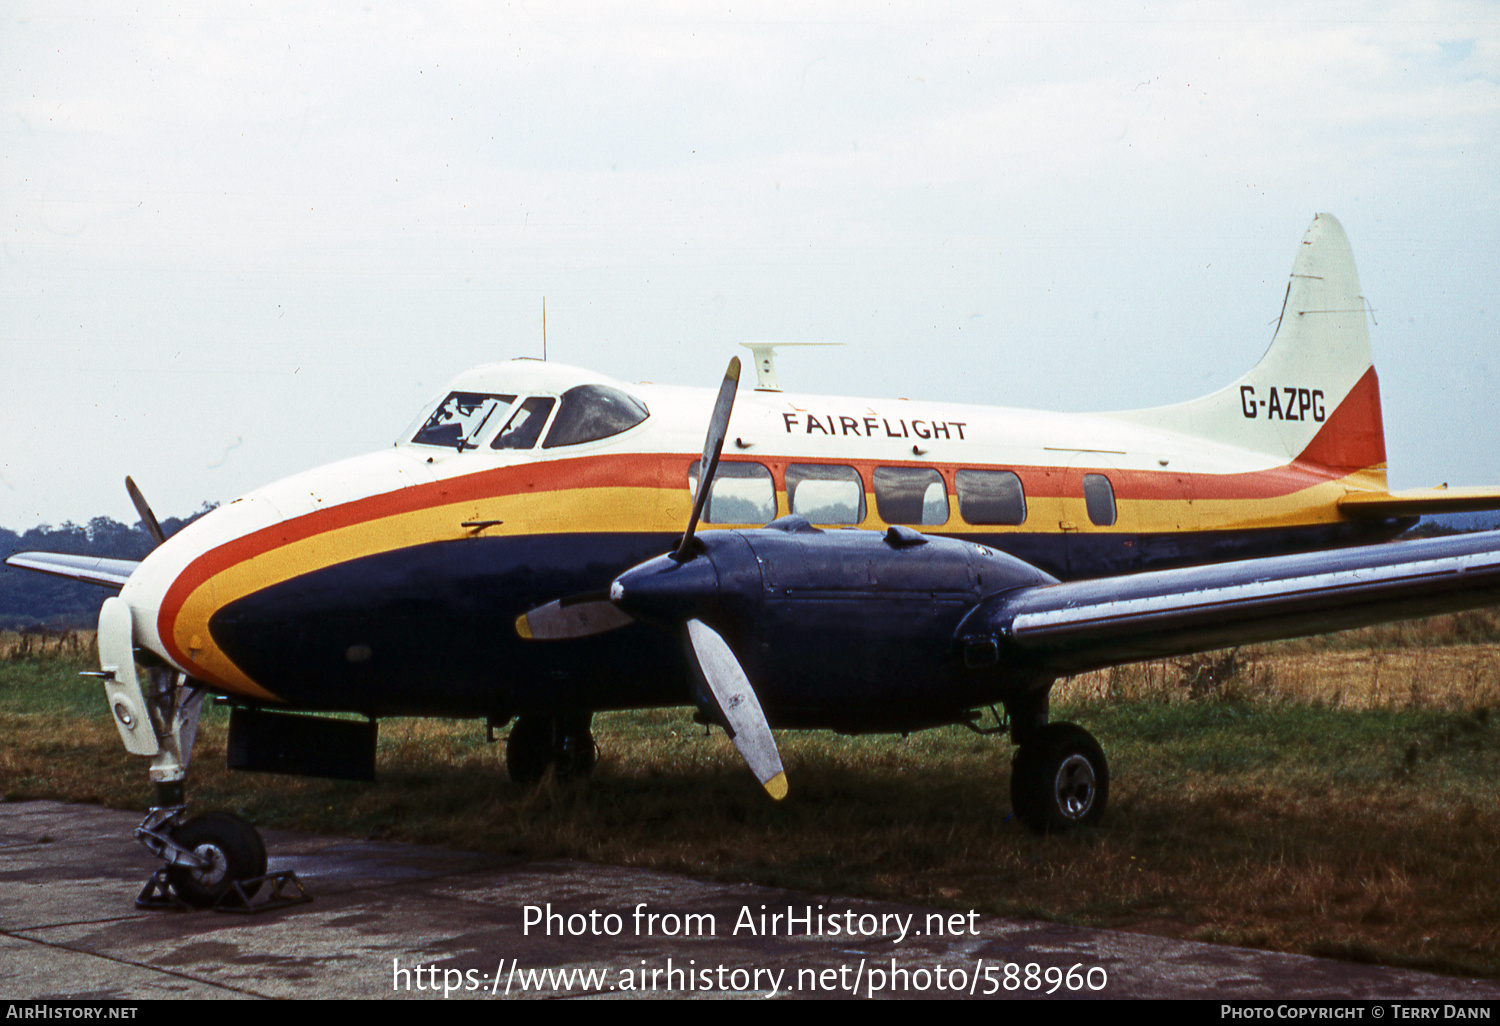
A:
[212, 870, 313, 914]
[135, 868, 192, 911]
[135, 867, 313, 913]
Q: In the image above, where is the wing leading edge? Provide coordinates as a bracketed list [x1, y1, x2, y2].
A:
[4, 552, 140, 590]
[958, 531, 1500, 675]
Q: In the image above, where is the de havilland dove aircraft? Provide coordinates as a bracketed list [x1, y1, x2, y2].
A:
[10, 212, 1500, 908]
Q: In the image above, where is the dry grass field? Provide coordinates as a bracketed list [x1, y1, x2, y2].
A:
[2, 615, 1498, 979]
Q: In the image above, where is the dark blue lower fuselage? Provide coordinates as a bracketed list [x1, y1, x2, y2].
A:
[208, 518, 1411, 729]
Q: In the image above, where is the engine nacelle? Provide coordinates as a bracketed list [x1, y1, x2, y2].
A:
[612, 516, 1057, 731]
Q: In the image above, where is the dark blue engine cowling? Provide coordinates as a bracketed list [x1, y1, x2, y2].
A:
[612, 517, 1058, 732]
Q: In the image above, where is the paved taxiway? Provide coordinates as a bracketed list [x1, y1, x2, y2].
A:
[3, 800, 1498, 1000]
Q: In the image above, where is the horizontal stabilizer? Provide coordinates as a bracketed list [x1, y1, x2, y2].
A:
[4, 551, 140, 589]
[1338, 486, 1500, 519]
[959, 530, 1500, 674]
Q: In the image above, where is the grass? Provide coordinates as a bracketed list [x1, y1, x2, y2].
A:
[2, 626, 1498, 980]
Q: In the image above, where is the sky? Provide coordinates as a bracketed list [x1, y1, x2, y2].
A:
[3, 1, 1497, 532]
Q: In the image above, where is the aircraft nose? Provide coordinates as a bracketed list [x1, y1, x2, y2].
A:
[116, 492, 283, 676]
[611, 551, 721, 627]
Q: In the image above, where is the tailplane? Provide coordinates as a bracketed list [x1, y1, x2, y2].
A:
[1119, 213, 1386, 479]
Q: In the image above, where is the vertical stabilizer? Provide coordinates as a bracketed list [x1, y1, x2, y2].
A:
[1117, 214, 1386, 478]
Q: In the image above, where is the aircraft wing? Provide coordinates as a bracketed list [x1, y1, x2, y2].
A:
[959, 530, 1500, 675]
[4, 552, 140, 589]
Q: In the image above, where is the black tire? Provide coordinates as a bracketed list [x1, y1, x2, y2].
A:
[166, 812, 267, 907]
[506, 715, 553, 784]
[1010, 723, 1108, 834]
[507, 714, 596, 785]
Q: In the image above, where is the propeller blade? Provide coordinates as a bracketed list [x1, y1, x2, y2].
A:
[515, 593, 635, 640]
[685, 618, 787, 800]
[125, 476, 166, 548]
[676, 357, 741, 562]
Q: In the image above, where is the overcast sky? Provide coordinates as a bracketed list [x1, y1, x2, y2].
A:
[3, 1, 1497, 532]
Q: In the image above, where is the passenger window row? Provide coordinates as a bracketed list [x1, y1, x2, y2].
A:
[688, 463, 1117, 528]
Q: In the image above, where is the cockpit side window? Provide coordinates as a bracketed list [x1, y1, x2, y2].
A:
[542, 385, 650, 449]
[410, 392, 516, 449]
[491, 397, 556, 450]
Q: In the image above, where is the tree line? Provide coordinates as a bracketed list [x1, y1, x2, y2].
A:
[0, 506, 216, 630]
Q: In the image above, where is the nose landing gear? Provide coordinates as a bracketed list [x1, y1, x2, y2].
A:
[135, 807, 284, 910]
[96, 597, 307, 911]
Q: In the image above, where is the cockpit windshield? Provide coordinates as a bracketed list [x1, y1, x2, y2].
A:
[402, 376, 649, 453]
[410, 392, 516, 449]
[491, 397, 556, 450]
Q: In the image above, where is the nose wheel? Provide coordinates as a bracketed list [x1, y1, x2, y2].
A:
[161, 812, 267, 907]
[1010, 722, 1109, 833]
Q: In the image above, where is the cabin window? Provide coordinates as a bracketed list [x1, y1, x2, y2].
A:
[955, 469, 1027, 525]
[542, 384, 650, 448]
[491, 397, 556, 450]
[1083, 473, 1117, 527]
[873, 467, 948, 526]
[785, 464, 865, 525]
[411, 392, 516, 449]
[687, 462, 776, 524]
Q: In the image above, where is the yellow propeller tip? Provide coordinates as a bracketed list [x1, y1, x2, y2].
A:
[763, 771, 788, 801]
[514, 614, 533, 640]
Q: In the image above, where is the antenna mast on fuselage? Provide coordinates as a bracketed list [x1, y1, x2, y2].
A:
[738, 341, 844, 391]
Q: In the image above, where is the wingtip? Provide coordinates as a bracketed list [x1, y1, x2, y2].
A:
[763, 771, 788, 801]
[514, 613, 533, 640]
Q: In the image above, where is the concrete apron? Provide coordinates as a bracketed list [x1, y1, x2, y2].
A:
[2, 800, 1497, 1001]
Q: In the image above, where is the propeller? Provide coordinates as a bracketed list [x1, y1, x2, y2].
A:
[126, 476, 166, 548]
[684, 618, 786, 799]
[514, 591, 634, 641]
[676, 354, 741, 561]
[514, 356, 788, 799]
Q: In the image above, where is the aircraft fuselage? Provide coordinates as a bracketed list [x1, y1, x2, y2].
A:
[116, 358, 1402, 730]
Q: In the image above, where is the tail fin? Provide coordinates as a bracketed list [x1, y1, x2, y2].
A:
[1119, 213, 1387, 479]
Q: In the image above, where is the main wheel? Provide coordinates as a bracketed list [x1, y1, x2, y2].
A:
[1010, 723, 1108, 833]
[166, 812, 267, 907]
[506, 714, 596, 784]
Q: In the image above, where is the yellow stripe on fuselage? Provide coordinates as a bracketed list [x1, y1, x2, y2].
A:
[172, 458, 1380, 699]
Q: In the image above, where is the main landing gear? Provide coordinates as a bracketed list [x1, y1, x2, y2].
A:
[1002, 689, 1109, 833]
[1009, 723, 1109, 833]
[505, 712, 597, 784]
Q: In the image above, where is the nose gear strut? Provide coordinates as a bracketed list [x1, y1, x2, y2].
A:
[95, 594, 309, 912]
